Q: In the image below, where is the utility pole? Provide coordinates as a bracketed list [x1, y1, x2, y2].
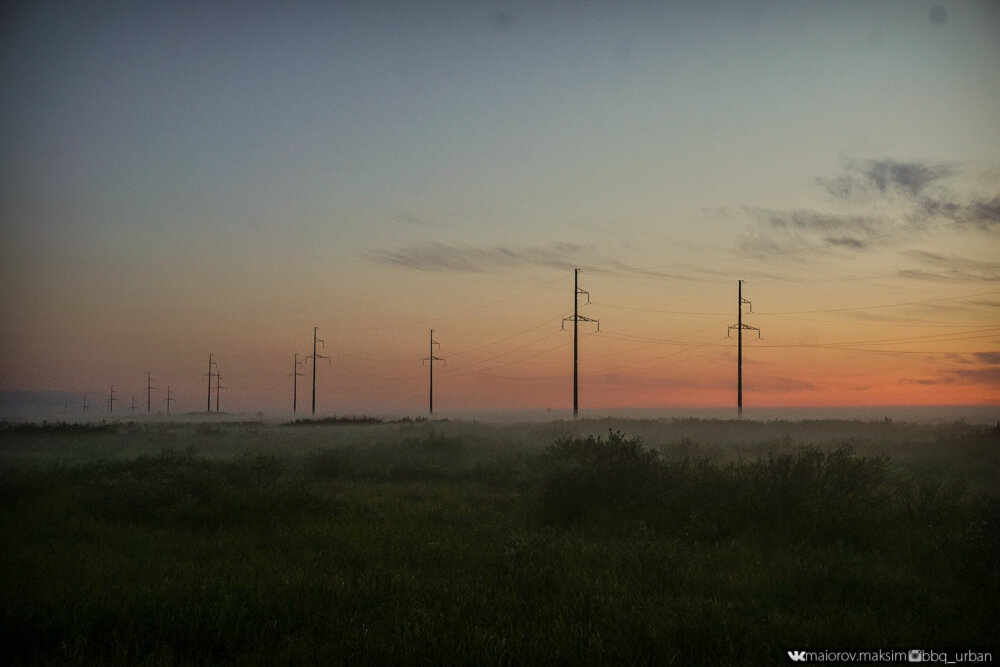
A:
[291, 353, 305, 413]
[204, 354, 218, 413]
[82, 393, 89, 413]
[130, 395, 138, 412]
[562, 268, 599, 418]
[423, 329, 445, 415]
[165, 386, 175, 415]
[727, 280, 759, 417]
[108, 385, 118, 412]
[146, 372, 157, 413]
[307, 327, 329, 416]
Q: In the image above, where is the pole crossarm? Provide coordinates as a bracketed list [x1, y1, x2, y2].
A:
[562, 314, 600, 330]
[728, 322, 760, 337]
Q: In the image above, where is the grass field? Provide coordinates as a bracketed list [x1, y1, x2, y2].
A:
[1, 418, 997, 665]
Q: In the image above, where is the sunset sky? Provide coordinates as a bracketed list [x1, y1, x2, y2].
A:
[2, 0, 998, 417]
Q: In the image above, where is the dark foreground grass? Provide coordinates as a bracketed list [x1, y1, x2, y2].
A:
[1, 428, 998, 665]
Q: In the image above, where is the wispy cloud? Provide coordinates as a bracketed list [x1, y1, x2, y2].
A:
[739, 158, 1000, 258]
[897, 250, 1000, 283]
[817, 158, 956, 201]
[367, 241, 722, 280]
[975, 351, 1000, 365]
[367, 241, 598, 273]
[899, 352, 1000, 388]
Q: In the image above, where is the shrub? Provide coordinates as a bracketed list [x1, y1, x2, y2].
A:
[539, 430, 663, 527]
[538, 435, 894, 544]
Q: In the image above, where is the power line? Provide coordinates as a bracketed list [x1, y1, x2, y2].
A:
[758, 289, 1000, 316]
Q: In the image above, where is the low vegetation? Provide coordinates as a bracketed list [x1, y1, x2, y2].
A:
[1, 420, 997, 664]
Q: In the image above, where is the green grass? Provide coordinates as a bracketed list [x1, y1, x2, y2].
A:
[1, 420, 997, 664]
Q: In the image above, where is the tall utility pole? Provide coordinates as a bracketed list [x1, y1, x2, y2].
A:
[146, 372, 157, 413]
[727, 280, 759, 417]
[423, 329, 445, 415]
[291, 353, 306, 413]
[307, 327, 329, 416]
[165, 386, 175, 415]
[562, 268, 599, 418]
[108, 385, 118, 412]
[205, 354, 218, 413]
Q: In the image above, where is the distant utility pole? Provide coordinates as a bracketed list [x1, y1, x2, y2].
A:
[727, 280, 760, 417]
[130, 396, 138, 412]
[204, 354, 218, 413]
[165, 386, 175, 415]
[146, 372, 157, 413]
[291, 353, 306, 413]
[82, 393, 89, 413]
[307, 327, 329, 416]
[562, 268, 599, 418]
[423, 329, 445, 414]
[108, 385, 118, 413]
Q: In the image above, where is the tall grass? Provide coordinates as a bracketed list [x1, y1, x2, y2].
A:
[1, 423, 997, 665]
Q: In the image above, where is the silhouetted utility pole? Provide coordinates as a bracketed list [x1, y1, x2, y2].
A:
[82, 393, 89, 413]
[165, 386, 175, 414]
[423, 329, 445, 414]
[108, 385, 118, 413]
[307, 327, 329, 416]
[204, 354, 218, 413]
[146, 372, 157, 413]
[727, 280, 759, 417]
[563, 268, 599, 418]
[130, 396, 138, 412]
[291, 353, 305, 413]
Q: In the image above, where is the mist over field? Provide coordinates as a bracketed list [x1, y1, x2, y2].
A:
[2, 390, 998, 426]
[2, 416, 998, 663]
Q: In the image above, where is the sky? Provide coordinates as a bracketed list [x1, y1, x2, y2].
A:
[2, 0, 999, 418]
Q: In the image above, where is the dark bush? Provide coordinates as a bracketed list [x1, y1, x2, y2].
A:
[538, 434, 894, 544]
[539, 430, 663, 526]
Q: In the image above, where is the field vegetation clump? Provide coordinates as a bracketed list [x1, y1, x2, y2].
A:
[1, 419, 997, 664]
